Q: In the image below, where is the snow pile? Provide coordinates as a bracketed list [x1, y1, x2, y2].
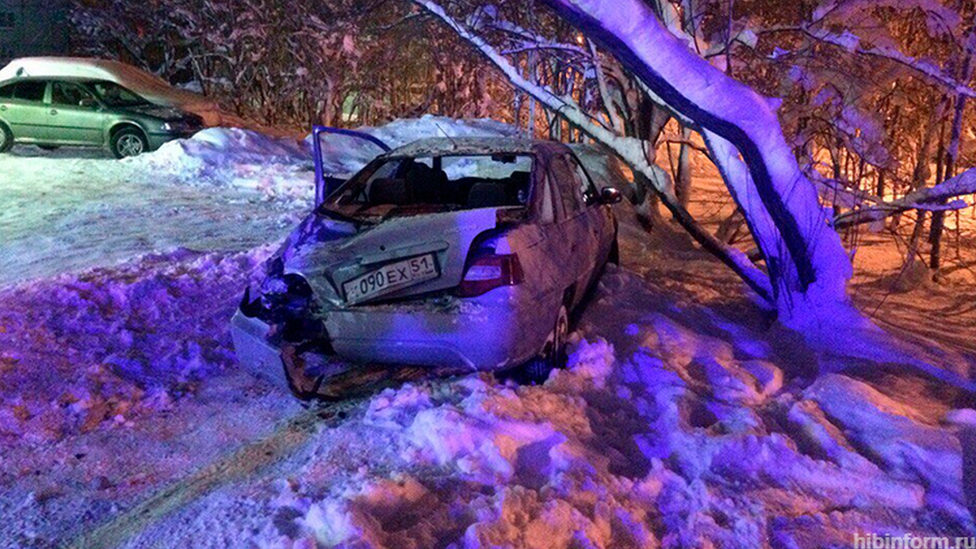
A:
[127, 128, 313, 204]
[0, 247, 271, 444]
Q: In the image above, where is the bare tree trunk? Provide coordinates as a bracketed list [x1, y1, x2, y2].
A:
[931, 17, 976, 275]
[676, 124, 692, 208]
[930, 91, 967, 275]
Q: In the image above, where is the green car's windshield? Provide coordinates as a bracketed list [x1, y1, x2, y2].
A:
[88, 81, 147, 108]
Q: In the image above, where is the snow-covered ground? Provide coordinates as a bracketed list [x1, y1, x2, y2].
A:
[0, 146, 303, 287]
[1, 118, 974, 548]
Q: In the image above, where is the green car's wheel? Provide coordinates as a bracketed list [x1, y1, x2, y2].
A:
[0, 122, 12, 153]
[111, 128, 148, 158]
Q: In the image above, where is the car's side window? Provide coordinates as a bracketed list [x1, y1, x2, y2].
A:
[51, 82, 96, 108]
[0, 83, 14, 99]
[548, 155, 583, 218]
[567, 155, 600, 206]
[12, 81, 47, 103]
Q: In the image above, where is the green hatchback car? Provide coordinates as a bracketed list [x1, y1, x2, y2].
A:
[0, 77, 204, 158]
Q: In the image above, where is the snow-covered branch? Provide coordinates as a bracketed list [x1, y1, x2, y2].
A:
[833, 169, 976, 229]
[761, 25, 976, 100]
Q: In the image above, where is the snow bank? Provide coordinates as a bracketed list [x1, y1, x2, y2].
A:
[0, 247, 271, 443]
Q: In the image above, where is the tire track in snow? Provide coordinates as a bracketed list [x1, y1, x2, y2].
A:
[67, 365, 432, 549]
[66, 401, 353, 549]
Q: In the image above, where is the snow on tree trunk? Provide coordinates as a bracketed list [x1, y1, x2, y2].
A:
[540, 0, 855, 327]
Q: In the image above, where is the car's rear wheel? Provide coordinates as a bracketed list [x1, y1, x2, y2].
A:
[517, 303, 569, 384]
[0, 122, 12, 153]
[111, 127, 148, 158]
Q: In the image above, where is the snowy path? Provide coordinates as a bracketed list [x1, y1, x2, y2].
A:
[0, 146, 304, 287]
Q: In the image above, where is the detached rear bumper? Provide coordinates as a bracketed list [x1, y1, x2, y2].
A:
[230, 310, 287, 386]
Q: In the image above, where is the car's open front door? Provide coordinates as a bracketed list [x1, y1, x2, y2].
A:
[311, 125, 391, 207]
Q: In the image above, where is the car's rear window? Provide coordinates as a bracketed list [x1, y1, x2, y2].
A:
[13, 81, 46, 102]
[324, 154, 533, 221]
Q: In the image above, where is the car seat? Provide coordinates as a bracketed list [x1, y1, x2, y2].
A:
[467, 182, 510, 208]
[370, 178, 411, 205]
[405, 162, 448, 205]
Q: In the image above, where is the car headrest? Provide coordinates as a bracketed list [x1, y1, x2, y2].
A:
[370, 178, 410, 205]
[406, 162, 447, 204]
[467, 182, 509, 209]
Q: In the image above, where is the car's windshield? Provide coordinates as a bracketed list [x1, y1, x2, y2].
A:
[87, 81, 147, 107]
[321, 153, 534, 221]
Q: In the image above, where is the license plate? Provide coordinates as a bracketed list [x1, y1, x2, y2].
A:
[343, 254, 439, 304]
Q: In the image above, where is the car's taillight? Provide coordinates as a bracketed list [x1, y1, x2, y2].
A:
[457, 253, 524, 297]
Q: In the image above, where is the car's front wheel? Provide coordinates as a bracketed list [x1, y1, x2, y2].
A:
[517, 303, 569, 384]
[111, 128, 148, 158]
[0, 122, 12, 153]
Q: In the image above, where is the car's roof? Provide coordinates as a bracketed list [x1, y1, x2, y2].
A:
[384, 137, 570, 158]
[0, 76, 112, 86]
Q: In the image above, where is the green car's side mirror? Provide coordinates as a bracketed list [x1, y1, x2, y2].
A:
[600, 186, 622, 205]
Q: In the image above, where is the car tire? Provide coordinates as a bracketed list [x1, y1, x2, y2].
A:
[110, 127, 148, 158]
[517, 303, 569, 384]
[0, 122, 12, 153]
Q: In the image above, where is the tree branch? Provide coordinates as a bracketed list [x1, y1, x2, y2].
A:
[833, 168, 976, 229]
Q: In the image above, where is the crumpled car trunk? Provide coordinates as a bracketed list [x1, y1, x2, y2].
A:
[278, 207, 510, 308]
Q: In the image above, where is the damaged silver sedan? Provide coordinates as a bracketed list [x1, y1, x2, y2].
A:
[231, 136, 621, 398]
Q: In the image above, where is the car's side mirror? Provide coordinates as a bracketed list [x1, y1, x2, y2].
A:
[600, 186, 622, 205]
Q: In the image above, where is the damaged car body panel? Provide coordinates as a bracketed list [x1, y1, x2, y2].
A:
[232, 136, 621, 392]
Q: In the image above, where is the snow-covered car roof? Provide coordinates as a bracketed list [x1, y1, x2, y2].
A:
[0, 57, 220, 121]
[382, 137, 567, 158]
[0, 75, 112, 86]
